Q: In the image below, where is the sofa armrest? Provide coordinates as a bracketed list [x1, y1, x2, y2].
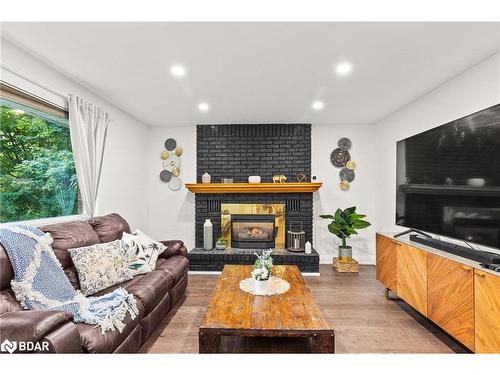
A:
[41, 322, 82, 353]
[0, 310, 75, 353]
[159, 240, 188, 259]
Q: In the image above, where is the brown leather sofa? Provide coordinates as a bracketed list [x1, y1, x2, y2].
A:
[0, 213, 189, 353]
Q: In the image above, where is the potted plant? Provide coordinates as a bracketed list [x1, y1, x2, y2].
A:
[320, 207, 371, 262]
[251, 250, 273, 293]
[215, 236, 227, 250]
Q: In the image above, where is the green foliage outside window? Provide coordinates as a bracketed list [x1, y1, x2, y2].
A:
[0, 104, 80, 222]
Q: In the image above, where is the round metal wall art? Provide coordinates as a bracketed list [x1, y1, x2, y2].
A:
[160, 170, 172, 182]
[338, 137, 352, 151]
[160, 138, 183, 190]
[164, 138, 177, 151]
[345, 160, 356, 170]
[332, 137, 357, 191]
[174, 146, 183, 157]
[168, 176, 182, 191]
[339, 168, 355, 182]
[331, 148, 351, 168]
[340, 180, 350, 191]
[161, 150, 169, 160]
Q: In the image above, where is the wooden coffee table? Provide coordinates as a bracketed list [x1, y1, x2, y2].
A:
[199, 265, 335, 353]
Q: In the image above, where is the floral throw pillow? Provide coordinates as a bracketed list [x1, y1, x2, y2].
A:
[69, 239, 132, 296]
[134, 229, 166, 271]
[121, 232, 152, 276]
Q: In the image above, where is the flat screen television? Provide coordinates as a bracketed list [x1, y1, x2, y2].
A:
[396, 103, 500, 249]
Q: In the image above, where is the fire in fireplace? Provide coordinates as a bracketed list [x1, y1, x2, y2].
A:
[231, 214, 276, 249]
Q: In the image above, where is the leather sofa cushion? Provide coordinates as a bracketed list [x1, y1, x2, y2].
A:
[0, 289, 22, 314]
[64, 266, 81, 291]
[88, 213, 130, 243]
[0, 310, 72, 344]
[155, 256, 189, 284]
[76, 302, 142, 353]
[40, 220, 100, 269]
[124, 270, 172, 315]
[0, 245, 14, 290]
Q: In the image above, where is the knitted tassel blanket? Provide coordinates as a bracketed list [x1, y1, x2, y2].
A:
[0, 224, 138, 334]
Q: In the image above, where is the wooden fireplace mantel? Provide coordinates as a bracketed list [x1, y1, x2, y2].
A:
[185, 182, 323, 194]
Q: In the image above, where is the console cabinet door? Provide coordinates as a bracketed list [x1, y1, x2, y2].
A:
[427, 254, 474, 351]
[397, 243, 427, 316]
[475, 270, 500, 353]
[375, 234, 398, 292]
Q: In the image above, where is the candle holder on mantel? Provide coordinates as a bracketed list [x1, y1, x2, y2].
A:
[287, 222, 305, 252]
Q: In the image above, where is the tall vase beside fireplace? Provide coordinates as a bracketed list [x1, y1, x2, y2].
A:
[204, 219, 213, 251]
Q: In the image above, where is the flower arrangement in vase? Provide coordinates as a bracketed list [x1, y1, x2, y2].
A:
[251, 250, 273, 293]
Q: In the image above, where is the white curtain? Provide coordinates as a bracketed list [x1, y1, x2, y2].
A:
[69, 95, 110, 217]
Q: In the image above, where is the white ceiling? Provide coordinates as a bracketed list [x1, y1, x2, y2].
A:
[2, 22, 500, 127]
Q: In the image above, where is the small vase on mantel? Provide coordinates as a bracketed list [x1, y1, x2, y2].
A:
[203, 219, 213, 251]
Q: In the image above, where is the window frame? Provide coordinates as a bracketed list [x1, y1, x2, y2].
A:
[0, 73, 88, 226]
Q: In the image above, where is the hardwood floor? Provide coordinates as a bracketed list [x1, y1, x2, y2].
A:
[140, 265, 469, 353]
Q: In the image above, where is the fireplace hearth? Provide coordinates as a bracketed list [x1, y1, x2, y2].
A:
[231, 214, 275, 249]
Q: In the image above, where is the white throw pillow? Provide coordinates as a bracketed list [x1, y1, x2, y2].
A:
[121, 232, 153, 276]
[69, 240, 132, 296]
[133, 229, 166, 270]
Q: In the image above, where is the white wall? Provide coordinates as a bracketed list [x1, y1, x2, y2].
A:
[1, 39, 150, 230]
[312, 124, 377, 264]
[146, 126, 196, 248]
[374, 53, 500, 248]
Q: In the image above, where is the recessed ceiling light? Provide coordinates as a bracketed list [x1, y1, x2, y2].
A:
[170, 64, 186, 78]
[312, 101, 324, 111]
[198, 102, 210, 112]
[336, 62, 352, 75]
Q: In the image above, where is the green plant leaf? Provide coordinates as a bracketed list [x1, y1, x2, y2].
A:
[353, 219, 371, 229]
[327, 223, 341, 237]
[319, 214, 334, 219]
[349, 213, 366, 221]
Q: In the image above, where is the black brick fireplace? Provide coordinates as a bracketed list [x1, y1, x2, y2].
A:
[188, 123, 319, 273]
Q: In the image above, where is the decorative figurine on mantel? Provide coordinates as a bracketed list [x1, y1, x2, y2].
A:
[272, 174, 287, 183]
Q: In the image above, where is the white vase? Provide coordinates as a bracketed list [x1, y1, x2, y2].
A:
[202, 173, 211, 183]
[203, 219, 213, 250]
[305, 241, 312, 254]
[254, 278, 270, 294]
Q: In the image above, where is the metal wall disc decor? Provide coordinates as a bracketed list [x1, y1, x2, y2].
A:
[332, 137, 357, 191]
[160, 138, 184, 191]
[338, 137, 352, 151]
[340, 180, 350, 191]
[160, 170, 172, 182]
[339, 168, 355, 182]
[171, 166, 181, 177]
[174, 146, 183, 157]
[345, 160, 356, 170]
[164, 138, 177, 151]
[331, 148, 351, 167]
[168, 176, 182, 191]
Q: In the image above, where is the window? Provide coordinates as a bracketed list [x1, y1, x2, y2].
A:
[0, 82, 82, 223]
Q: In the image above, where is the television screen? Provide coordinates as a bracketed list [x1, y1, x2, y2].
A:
[396, 103, 500, 249]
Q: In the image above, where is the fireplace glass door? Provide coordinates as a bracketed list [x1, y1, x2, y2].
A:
[231, 214, 275, 249]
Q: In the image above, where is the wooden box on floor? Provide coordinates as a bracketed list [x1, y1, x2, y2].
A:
[332, 257, 359, 273]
